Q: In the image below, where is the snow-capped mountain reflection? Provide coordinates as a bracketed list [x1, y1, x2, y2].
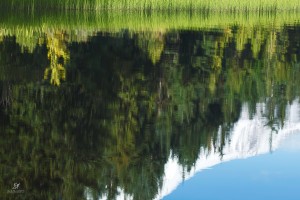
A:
[156, 100, 300, 200]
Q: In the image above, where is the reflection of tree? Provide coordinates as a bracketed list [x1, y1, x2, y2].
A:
[44, 31, 69, 86]
[137, 31, 165, 64]
[0, 81, 12, 106]
[0, 36, 46, 109]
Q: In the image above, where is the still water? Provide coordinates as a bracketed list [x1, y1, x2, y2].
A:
[0, 11, 300, 200]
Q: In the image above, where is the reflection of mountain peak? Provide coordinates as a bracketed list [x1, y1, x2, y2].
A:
[155, 100, 300, 200]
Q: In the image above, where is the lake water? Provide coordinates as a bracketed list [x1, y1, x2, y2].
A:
[0, 11, 300, 200]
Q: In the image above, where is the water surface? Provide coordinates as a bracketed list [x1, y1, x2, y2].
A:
[0, 11, 300, 200]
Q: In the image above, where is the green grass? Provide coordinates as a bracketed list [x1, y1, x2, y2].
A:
[1, 0, 300, 11]
[1, 11, 300, 33]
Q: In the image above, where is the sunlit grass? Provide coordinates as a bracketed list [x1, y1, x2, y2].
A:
[1, 11, 300, 33]
[1, 0, 300, 11]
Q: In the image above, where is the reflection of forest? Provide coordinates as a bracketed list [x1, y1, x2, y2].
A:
[0, 25, 300, 199]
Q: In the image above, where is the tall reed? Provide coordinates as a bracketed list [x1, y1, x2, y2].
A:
[1, 0, 300, 11]
[1, 11, 300, 39]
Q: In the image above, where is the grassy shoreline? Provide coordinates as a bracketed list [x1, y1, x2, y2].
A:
[2, 0, 300, 11]
[1, 11, 300, 32]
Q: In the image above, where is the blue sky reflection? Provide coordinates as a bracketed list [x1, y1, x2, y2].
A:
[164, 134, 300, 200]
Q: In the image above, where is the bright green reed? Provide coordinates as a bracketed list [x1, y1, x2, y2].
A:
[2, 0, 300, 11]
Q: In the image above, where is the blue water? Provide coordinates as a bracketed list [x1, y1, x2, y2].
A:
[164, 134, 300, 200]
